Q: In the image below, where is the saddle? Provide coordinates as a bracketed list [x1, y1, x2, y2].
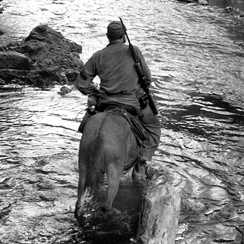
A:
[78, 102, 148, 146]
[105, 106, 148, 146]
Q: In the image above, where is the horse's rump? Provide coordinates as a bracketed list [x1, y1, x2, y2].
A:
[79, 110, 139, 192]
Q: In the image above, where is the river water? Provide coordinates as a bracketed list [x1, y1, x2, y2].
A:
[0, 0, 244, 243]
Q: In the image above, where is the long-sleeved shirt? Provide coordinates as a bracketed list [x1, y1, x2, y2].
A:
[76, 40, 151, 108]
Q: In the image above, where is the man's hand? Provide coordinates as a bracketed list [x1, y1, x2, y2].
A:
[78, 84, 99, 95]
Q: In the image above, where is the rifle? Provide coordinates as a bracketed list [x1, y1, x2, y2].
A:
[119, 17, 158, 115]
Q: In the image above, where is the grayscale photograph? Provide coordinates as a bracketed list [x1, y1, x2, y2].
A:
[0, 0, 244, 243]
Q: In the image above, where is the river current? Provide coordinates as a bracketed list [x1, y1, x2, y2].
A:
[0, 0, 244, 243]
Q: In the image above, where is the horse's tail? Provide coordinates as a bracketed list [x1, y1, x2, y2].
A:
[84, 137, 104, 193]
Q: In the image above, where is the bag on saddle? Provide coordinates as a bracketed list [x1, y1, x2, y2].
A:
[128, 115, 148, 144]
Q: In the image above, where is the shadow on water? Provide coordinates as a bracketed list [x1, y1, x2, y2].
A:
[161, 92, 244, 137]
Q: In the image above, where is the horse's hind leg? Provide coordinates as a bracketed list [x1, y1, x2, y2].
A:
[75, 163, 87, 219]
[105, 161, 123, 209]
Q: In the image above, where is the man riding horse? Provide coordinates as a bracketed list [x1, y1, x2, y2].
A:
[75, 20, 161, 180]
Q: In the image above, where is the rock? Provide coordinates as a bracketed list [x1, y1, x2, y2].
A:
[198, 0, 208, 5]
[135, 164, 180, 244]
[225, 6, 241, 15]
[0, 25, 83, 87]
[58, 85, 73, 95]
[25, 24, 82, 52]
[77, 164, 180, 244]
[137, 182, 180, 244]
[0, 51, 30, 70]
[0, 69, 29, 85]
[15, 24, 83, 73]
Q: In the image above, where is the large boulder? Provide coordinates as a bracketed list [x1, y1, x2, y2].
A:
[0, 25, 84, 87]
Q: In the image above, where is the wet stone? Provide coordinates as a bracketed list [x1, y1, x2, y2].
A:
[136, 163, 180, 244]
[36, 158, 49, 166]
[75, 165, 180, 244]
[0, 51, 30, 70]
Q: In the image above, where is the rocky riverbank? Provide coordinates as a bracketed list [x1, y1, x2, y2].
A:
[0, 25, 83, 91]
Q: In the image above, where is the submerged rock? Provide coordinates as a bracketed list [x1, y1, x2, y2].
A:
[198, 0, 208, 5]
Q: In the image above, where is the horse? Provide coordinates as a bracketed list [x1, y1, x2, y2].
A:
[75, 108, 145, 219]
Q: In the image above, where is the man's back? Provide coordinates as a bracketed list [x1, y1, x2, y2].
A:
[85, 41, 140, 95]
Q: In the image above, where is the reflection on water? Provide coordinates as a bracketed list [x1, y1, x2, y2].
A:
[0, 0, 244, 243]
[0, 87, 84, 158]
[161, 92, 244, 140]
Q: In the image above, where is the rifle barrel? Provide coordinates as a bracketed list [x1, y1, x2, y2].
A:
[119, 17, 138, 63]
[119, 17, 158, 115]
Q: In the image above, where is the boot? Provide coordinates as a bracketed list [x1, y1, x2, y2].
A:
[132, 158, 152, 181]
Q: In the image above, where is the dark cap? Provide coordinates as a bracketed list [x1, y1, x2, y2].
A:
[107, 21, 126, 40]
